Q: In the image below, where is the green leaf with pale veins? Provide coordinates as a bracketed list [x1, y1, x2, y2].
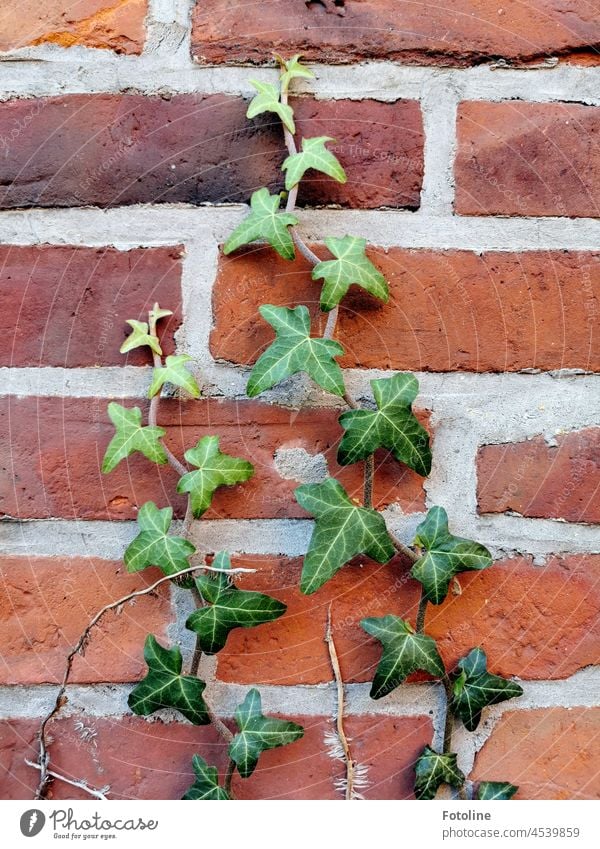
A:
[101, 403, 167, 474]
[338, 373, 431, 475]
[278, 54, 314, 91]
[477, 781, 518, 800]
[148, 354, 200, 399]
[312, 236, 389, 311]
[246, 80, 295, 133]
[282, 136, 346, 191]
[223, 188, 299, 260]
[414, 746, 465, 800]
[247, 305, 345, 397]
[452, 648, 523, 732]
[124, 501, 195, 579]
[361, 615, 445, 699]
[295, 478, 395, 595]
[128, 635, 210, 725]
[228, 689, 304, 778]
[186, 552, 286, 654]
[182, 755, 230, 800]
[120, 320, 163, 356]
[411, 507, 492, 605]
[177, 436, 254, 518]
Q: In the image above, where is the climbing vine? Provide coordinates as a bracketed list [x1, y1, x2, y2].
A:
[32, 55, 523, 802]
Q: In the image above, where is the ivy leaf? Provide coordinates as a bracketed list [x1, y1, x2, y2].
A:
[182, 755, 230, 800]
[186, 552, 286, 654]
[411, 507, 492, 605]
[338, 373, 431, 476]
[128, 635, 210, 725]
[278, 53, 314, 91]
[223, 188, 299, 260]
[228, 689, 304, 778]
[361, 615, 445, 699]
[282, 136, 346, 191]
[247, 305, 345, 398]
[312, 236, 389, 312]
[414, 746, 465, 800]
[295, 478, 395, 595]
[177, 436, 254, 518]
[101, 403, 167, 474]
[149, 304, 173, 325]
[124, 501, 195, 580]
[452, 648, 523, 732]
[246, 80, 295, 133]
[477, 781, 518, 800]
[148, 354, 201, 399]
[120, 320, 162, 356]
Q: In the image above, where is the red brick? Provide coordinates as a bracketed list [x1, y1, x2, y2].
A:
[472, 708, 600, 799]
[0, 95, 422, 210]
[0, 397, 426, 521]
[1, 245, 182, 368]
[215, 554, 600, 684]
[192, 1, 600, 67]
[478, 429, 600, 523]
[456, 101, 600, 217]
[0, 1, 147, 54]
[212, 247, 600, 373]
[0, 713, 432, 800]
[0, 557, 169, 685]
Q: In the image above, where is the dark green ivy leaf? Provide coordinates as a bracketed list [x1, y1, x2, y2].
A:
[229, 688, 304, 778]
[223, 188, 299, 260]
[128, 635, 210, 725]
[295, 478, 395, 595]
[361, 615, 445, 699]
[182, 755, 230, 800]
[338, 372, 431, 476]
[177, 436, 254, 518]
[247, 305, 345, 397]
[124, 501, 195, 579]
[282, 136, 346, 191]
[452, 648, 523, 732]
[414, 745, 465, 800]
[186, 552, 287, 654]
[411, 507, 492, 605]
[101, 403, 167, 474]
[312, 235, 389, 311]
[476, 781, 518, 800]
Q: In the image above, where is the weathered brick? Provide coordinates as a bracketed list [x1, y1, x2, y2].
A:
[215, 554, 600, 684]
[472, 708, 600, 799]
[478, 429, 600, 523]
[455, 102, 600, 217]
[1, 245, 182, 368]
[212, 247, 600, 372]
[0, 1, 147, 54]
[192, 1, 600, 67]
[0, 397, 427, 520]
[0, 557, 169, 685]
[0, 95, 422, 210]
[0, 713, 433, 799]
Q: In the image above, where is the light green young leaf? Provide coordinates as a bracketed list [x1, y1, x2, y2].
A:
[228, 689, 304, 779]
[120, 320, 163, 356]
[247, 305, 345, 397]
[411, 507, 492, 605]
[124, 501, 195, 579]
[182, 755, 230, 800]
[312, 236, 389, 311]
[101, 403, 167, 474]
[128, 635, 210, 725]
[223, 188, 299, 260]
[278, 53, 314, 91]
[414, 746, 465, 800]
[295, 478, 395, 595]
[476, 781, 518, 800]
[148, 354, 201, 399]
[282, 136, 346, 191]
[338, 373, 431, 475]
[247, 80, 295, 133]
[177, 436, 254, 518]
[361, 615, 445, 699]
[186, 552, 286, 654]
[149, 304, 173, 325]
[452, 648, 523, 732]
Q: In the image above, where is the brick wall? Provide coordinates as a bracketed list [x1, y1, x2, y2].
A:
[0, 1, 599, 801]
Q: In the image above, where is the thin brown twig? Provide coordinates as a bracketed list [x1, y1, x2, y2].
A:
[387, 528, 420, 564]
[325, 605, 355, 800]
[363, 453, 374, 509]
[26, 760, 110, 800]
[415, 588, 428, 634]
[223, 758, 237, 797]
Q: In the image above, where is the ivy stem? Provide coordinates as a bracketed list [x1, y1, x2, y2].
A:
[415, 588, 428, 634]
[325, 605, 355, 800]
[363, 454, 374, 509]
[223, 759, 236, 797]
[388, 528, 419, 564]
